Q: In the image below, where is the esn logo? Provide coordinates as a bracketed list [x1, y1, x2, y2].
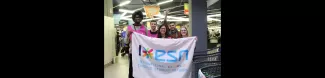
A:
[139, 45, 189, 63]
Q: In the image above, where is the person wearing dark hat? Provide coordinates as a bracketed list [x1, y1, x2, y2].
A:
[124, 11, 148, 78]
[115, 32, 121, 56]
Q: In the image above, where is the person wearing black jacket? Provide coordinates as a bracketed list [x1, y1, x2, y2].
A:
[115, 32, 120, 56]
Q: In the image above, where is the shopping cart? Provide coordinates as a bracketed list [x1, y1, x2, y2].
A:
[192, 47, 221, 78]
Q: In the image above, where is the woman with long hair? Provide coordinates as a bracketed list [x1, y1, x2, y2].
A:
[180, 26, 189, 38]
[157, 10, 171, 38]
[157, 24, 171, 38]
[179, 26, 198, 40]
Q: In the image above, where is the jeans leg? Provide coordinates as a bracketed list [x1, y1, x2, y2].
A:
[128, 54, 134, 78]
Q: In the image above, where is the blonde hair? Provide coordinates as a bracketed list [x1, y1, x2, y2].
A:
[180, 26, 188, 37]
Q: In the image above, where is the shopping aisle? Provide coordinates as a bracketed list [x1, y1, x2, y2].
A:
[104, 55, 130, 78]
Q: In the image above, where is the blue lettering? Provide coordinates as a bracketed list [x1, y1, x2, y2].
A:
[178, 50, 189, 61]
[155, 50, 166, 62]
[154, 49, 189, 62]
[167, 50, 177, 63]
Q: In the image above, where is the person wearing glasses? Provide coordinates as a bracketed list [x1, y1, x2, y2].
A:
[155, 10, 171, 38]
[179, 26, 198, 40]
[157, 23, 171, 38]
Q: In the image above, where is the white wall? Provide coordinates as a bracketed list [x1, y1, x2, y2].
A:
[104, 16, 116, 65]
[104, 0, 116, 65]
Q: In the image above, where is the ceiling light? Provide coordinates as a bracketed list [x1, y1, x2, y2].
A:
[157, 0, 173, 5]
[119, 9, 147, 15]
[155, 13, 187, 20]
[119, 9, 134, 13]
[169, 17, 188, 20]
[133, 8, 143, 12]
[155, 18, 220, 22]
[120, 12, 127, 17]
[121, 17, 132, 20]
[158, 19, 188, 22]
[208, 18, 221, 21]
[134, 0, 175, 12]
[118, 1, 131, 6]
[142, 18, 164, 22]
[167, 10, 184, 14]
[207, 14, 221, 18]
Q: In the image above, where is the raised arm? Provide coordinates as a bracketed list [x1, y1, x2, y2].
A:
[163, 10, 169, 25]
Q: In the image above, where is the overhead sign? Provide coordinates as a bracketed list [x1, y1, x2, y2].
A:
[144, 5, 160, 18]
[184, 3, 189, 15]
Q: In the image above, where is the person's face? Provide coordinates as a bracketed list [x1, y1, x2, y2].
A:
[169, 23, 176, 30]
[180, 28, 187, 36]
[134, 15, 142, 23]
[160, 26, 167, 35]
[150, 22, 157, 30]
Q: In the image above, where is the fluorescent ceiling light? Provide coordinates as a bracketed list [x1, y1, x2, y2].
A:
[208, 18, 221, 21]
[118, 1, 131, 6]
[169, 17, 188, 20]
[133, 0, 174, 12]
[157, 18, 219, 22]
[121, 12, 127, 17]
[155, 13, 187, 20]
[207, 14, 221, 18]
[142, 18, 164, 22]
[120, 9, 221, 21]
[158, 19, 188, 22]
[119, 9, 133, 13]
[123, 13, 146, 18]
[119, 9, 146, 15]
[167, 10, 183, 14]
[155, 18, 219, 21]
[157, 0, 173, 5]
[133, 8, 143, 12]
[121, 17, 132, 20]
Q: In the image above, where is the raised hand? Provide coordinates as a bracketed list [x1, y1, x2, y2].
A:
[163, 10, 169, 24]
[164, 10, 169, 16]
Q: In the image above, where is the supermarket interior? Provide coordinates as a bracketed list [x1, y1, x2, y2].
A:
[104, 0, 221, 78]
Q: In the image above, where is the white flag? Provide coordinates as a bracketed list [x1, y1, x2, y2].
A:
[132, 32, 197, 78]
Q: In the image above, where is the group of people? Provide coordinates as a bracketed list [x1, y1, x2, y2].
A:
[117, 10, 196, 78]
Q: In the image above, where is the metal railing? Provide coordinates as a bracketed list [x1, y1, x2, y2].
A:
[192, 46, 221, 78]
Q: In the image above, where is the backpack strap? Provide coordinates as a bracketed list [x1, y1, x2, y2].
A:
[130, 25, 135, 30]
[143, 26, 148, 36]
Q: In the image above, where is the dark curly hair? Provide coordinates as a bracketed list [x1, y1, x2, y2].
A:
[157, 23, 170, 38]
[132, 11, 143, 20]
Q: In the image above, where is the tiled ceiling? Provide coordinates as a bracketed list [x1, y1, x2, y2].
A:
[113, 0, 221, 21]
